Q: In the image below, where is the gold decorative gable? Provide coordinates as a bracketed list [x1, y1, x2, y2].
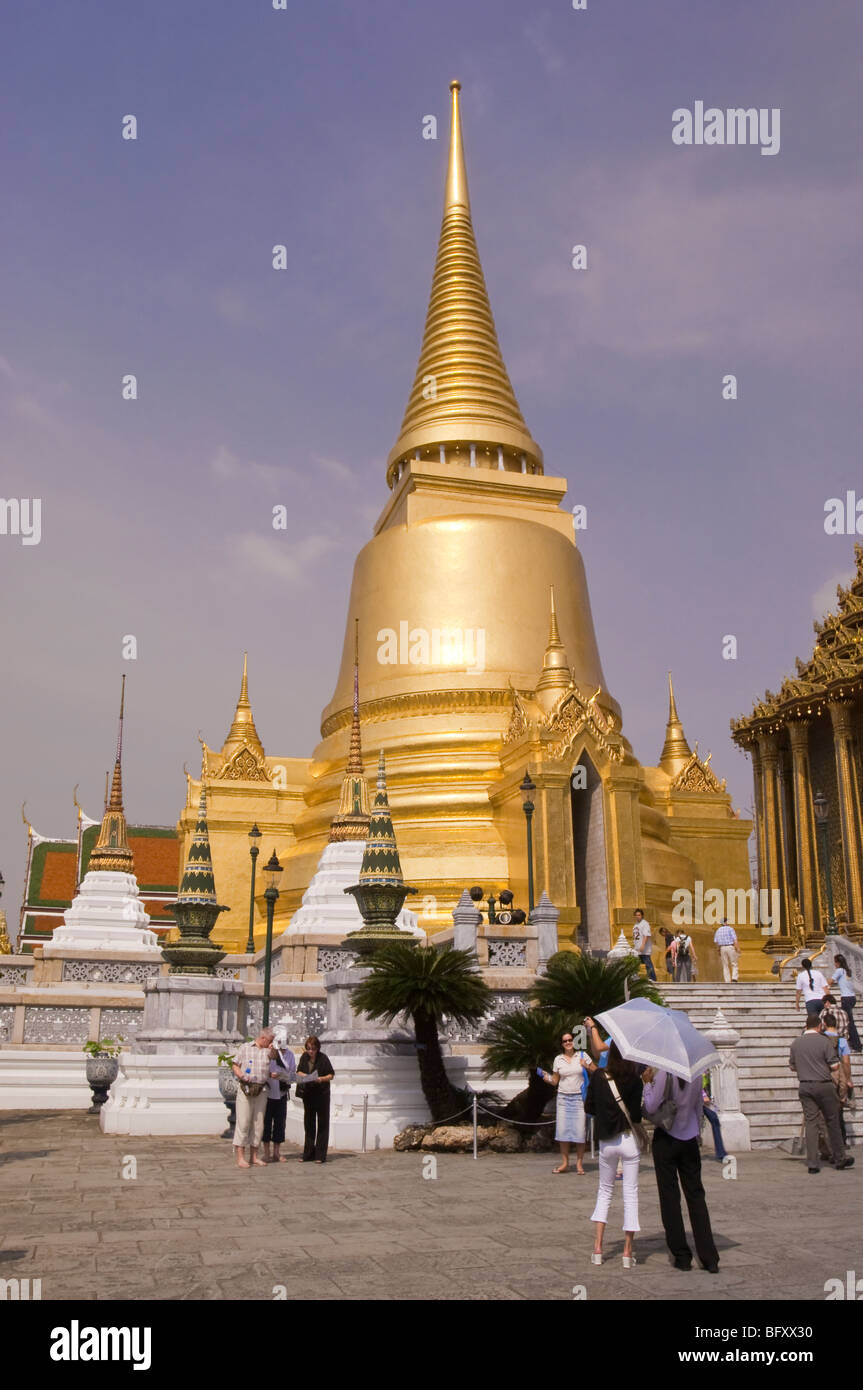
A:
[545, 688, 623, 764]
[670, 748, 726, 794]
[215, 745, 271, 783]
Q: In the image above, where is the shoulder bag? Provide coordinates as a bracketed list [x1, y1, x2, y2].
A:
[606, 1076, 650, 1154]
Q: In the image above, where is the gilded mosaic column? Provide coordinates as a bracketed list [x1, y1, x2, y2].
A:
[750, 744, 767, 902]
[829, 701, 863, 928]
[757, 734, 787, 934]
[787, 720, 823, 937]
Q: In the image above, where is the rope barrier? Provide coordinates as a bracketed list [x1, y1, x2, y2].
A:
[475, 1102, 555, 1128]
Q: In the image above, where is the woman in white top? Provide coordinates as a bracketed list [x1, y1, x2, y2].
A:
[830, 954, 862, 1052]
[795, 957, 829, 1019]
[540, 1029, 589, 1175]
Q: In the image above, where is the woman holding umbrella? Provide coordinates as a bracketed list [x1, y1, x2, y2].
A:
[584, 1043, 643, 1268]
[594, 998, 721, 1274]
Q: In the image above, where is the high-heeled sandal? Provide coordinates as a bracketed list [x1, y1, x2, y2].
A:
[622, 1253, 637, 1269]
[591, 1252, 603, 1265]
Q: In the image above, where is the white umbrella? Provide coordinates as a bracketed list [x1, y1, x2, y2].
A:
[594, 998, 719, 1082]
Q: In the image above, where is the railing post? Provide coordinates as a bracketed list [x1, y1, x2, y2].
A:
[705, 1008, 751, 1153]
[361, 1093, 368, 1153]
[472, 1094, 478, 1160]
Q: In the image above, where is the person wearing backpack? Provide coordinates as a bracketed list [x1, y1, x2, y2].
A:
[671, 929, 697, 982]
[642, 1066, 720, 1273]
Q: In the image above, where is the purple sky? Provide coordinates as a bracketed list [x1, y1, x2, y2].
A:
[2, 0, 862, 926]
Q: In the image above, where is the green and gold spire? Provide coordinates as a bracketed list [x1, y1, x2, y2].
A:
[386, 80, 542, 485]
[359, 751, 405, 886]
[176, 785, 221, 905]
[164, 782, 229, 974]
[329, 620, 371, 843]
[659, 671, 693, 778]
[88, 676, 135, 875]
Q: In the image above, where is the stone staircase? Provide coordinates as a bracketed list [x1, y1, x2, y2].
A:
[663, 982, 863, 1149]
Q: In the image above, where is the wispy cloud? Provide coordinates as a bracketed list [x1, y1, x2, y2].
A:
[511, 159, 863, 387]
[315, 455, 354, 484]
[812, 570, 848, 619]
[226, 531, 340, 583]
[209, 445, 286, 486]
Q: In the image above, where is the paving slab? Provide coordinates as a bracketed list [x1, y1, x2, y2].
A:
[0, 1110, 859, 1302]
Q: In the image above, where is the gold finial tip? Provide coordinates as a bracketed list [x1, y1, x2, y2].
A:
[450, 79, 461, 92]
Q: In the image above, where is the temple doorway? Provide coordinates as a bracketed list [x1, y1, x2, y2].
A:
[571, 754, 611, 952]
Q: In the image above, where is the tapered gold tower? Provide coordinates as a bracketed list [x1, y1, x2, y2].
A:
[183, 82, 755, 975]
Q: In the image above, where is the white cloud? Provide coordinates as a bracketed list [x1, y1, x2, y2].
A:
[514, 159, 863, 383]
[209, 445, 285, 486]
[523, 18, 565, 76]
[214, 288, 252, 326]
[315, 455, 354, 483]
[227, 531, 339, 583]
[811, 570, 849, 619]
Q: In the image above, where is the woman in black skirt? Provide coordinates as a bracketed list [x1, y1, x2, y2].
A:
[296, 1036, 335, 1163]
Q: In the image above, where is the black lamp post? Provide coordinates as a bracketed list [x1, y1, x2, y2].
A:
[245, 824, 262, 954]
[261, 851, 283, 1026]
[520, 770, 536, 918]
[813, 791, 838, 935]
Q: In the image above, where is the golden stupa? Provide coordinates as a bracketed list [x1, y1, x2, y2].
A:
[179, 83, 757, 976]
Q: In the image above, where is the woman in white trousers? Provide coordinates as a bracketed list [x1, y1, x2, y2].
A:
[584, 1043, 644, 1268]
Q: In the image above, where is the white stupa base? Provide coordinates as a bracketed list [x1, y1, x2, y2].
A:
[45, 871, 159, 953]
[0, 1051, 91, 1109]
[287, 839, 423, 939]
[282, 1053, 470, 1150]
[281, 1056, 525, 1151]
[100, 1053, 228, 1135]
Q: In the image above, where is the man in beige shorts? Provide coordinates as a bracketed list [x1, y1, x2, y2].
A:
[232, 1027, 277, 1168]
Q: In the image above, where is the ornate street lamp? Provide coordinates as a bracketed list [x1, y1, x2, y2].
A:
[245, 824, 262, 954]
[261, 850, 283, 1026]
[520, 770, 536, 917]
[813, 791, 838, 935]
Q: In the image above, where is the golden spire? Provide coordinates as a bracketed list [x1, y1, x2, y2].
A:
[386, 80, 542, 485]
[330, 620, 371, 842]
[88, 675, 134, 875]
[221, 652, 266, 762]
[536, 586, 573, 712]
[659, 671, 693, 778]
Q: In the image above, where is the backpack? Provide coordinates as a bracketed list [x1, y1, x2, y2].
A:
[677, 936, 690, 960]
[645, 1072, 679, 1131]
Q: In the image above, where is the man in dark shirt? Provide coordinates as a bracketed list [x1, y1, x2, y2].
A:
[789, 1017, 853, 1172]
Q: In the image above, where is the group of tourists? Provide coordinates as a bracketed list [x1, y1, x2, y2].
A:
[540, 1019, 721, 1273]
[631, 908, 742, 983]
[230, 1029, 334, 1168]
[790, 953, 859, 1172]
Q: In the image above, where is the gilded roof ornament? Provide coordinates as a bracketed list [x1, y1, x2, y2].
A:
[536, 587, 574, 712]
[88, 675, 135, 875]
[386, 80, 542, 484]
[658, 671, 693, 778]
[220, 652, 266, 763]
[329, 619, 372, 842]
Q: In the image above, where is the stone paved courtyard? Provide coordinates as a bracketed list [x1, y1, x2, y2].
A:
[0, 1112, 857, 1302]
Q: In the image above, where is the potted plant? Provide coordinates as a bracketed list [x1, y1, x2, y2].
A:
[82, 1037, 124, 1114]
[217, 1050, 239, 1139]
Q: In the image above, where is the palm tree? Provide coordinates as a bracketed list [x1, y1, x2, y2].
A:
[532, 950, 664, 1019]
[350, 944, 491, 1123]
[482, 1008, 565, 1123]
